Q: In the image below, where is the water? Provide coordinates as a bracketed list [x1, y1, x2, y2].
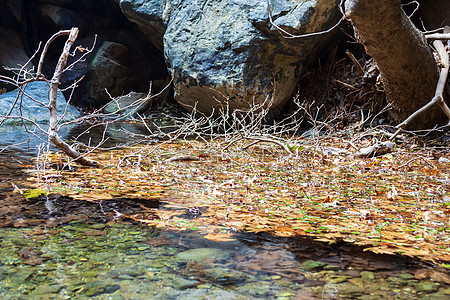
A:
[0, 81, 158, 154]
[0, 86, 449, 298]
[0, 186, 449, 299]
[1, 221, 447, 299]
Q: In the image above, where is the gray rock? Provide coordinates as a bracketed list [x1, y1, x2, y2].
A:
[84, 281, 121, 297]
[170, 276, 199, 289]
[0, 27, 32, 91]
[415, 281, 440, 293]
[90, 42, 135, 105]
[163, 0, 341, 116]
[360, 271, 376, 282]
[103, 78, 171, 118]
[32, 284, 64, 295]
[119, 0, 168, 51]
[202, 267, 248, 285]
[104, 92, 149, 118]
[301, 260, 326, 271]
[62, 40, 135, 108]
[0, 81, 80, 125]
[10, 270, 33, 284]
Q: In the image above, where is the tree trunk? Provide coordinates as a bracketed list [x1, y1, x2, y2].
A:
[344, 0, 445, 129]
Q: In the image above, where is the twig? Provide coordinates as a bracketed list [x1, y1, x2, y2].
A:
[241, 136, 293, 154]
[397, 156, 431, 169]
[401, 1, 420, 18]
[333, 79, 358, 90]
[267, 0, 345, 39]
[345, 50, 365, 76]
[425, 33, 450, 40]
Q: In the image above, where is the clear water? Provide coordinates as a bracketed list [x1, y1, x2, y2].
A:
[0, 189, 448, 300]
[0, 107, 448, 299]
[1, 220, 448, 300]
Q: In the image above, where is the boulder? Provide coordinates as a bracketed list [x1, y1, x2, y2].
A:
[164, 0, 341, 116]
[0, 27, 32, 91]
[0, 81, 80, 126]
[103, 91, 149, 118]
[61, 40, 135, 108]
[119, 0, 168, 51]
[39, 4, 88, 33]
[121, 0, 341, 117]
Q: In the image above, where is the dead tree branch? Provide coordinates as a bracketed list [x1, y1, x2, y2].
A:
[46, 28, 97, 166]
[425, 33, 450, 40]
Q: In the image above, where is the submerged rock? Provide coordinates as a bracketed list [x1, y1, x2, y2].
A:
[202, 267, 249, 285]
[415, 281, 440, 293]
[32, 284, 64, 295]
[360, 271, 376, 282]
[84, 281, 121, 297]
[175, 247, 231, 263]
[170, 276, 199, 289]
[301, 260, 326, 271]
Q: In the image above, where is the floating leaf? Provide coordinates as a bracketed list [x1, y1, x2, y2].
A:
[23, 189, 48, 199]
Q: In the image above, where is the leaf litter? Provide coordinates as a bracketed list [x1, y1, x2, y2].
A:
[9, 137, 450, 266]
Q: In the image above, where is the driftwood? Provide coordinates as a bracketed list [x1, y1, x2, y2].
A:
[425, 33, 450, 40]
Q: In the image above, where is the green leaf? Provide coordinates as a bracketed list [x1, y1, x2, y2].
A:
[23, 189, 48, 199]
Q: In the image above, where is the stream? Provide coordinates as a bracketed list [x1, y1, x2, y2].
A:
[1, 218, 447, 300]
[0, 189, 448, 299]
[1, 84, 449, 299]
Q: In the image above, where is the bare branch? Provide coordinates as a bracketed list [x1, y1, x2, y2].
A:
[425, 33, 450, 40]
[37, 29, 72, 77]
